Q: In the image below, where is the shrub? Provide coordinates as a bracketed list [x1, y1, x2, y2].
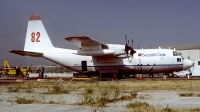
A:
[179, 93, 194, 97]
[7, 85, 19, 92]
[44, 83, 69, 94]
[16, 97, 35, 104]
[126, 102, 155, 112]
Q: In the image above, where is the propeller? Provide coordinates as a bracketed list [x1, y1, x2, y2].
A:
[125, 35, 129, 57]
[124, 35, 136, 61]
[130, 39, 136, 57]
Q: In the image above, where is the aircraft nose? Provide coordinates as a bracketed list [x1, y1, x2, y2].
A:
[183, 59, 193, 69]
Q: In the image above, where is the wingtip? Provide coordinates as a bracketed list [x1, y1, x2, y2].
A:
[29, 14, 41, 21]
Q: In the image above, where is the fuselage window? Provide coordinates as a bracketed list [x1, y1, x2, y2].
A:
[198, 61, 200, 65]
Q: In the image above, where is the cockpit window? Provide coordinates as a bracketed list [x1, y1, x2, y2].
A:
[173, 51, 182, 56]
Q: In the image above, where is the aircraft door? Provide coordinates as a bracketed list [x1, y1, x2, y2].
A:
[135, 57, 142, 71]
[82, 61, 87, 72]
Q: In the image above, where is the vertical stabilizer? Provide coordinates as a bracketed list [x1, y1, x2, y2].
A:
[24, 14, 54, 52]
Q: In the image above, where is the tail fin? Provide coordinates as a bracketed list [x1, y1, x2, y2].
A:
[4, 60, 10, 68]
[24, 14, 54, 52]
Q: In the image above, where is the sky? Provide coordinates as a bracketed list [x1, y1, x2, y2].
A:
[1, 0, 200, 67]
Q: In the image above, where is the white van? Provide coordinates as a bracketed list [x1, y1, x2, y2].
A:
[173, 70, 190, 77]
[192, 60, 200, 77]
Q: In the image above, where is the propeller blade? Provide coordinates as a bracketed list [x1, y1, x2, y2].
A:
[125, 35, 128, 49]
[130, 39, 136, 58]
[125, 35, 129, 57]
[125, 35, 127, 45]
[132, 39, 133, 48]
[124, 35, 137, 59]
[128, 40, 129, 46]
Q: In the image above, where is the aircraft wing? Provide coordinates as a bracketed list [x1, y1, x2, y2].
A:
[65, 35, 108, 50]
[65, 36, 116, 56]
[10, 50, 43, 57]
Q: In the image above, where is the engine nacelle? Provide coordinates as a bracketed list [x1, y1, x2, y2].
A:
[75, 49, 115, 56]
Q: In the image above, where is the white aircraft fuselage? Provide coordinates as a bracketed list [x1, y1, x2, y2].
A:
[10, 14, 193, 77]
[42, 47, 190, 74]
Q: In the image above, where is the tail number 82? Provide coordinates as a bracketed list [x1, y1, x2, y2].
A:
[31, 32, 40, 42]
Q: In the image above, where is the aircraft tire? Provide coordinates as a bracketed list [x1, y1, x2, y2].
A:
[87, 74, 91, 78]
[122, 74, 125, 79]
[168, 73, 174, 77]
[117, 74, 125, 79]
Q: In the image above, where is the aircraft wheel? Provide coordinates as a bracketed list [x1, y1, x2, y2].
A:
[118, 74, 125, 79]
[87, 74, 91, 78]
[168, 73, 174, 77]
[122, 75, 126, 79]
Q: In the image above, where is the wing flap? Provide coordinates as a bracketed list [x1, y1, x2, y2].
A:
[10, 50, 43, 57]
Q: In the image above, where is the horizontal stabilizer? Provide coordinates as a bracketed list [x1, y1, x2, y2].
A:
[10, 50, 43, 57]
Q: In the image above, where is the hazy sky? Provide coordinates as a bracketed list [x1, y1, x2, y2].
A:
[1, 0, 200, 66]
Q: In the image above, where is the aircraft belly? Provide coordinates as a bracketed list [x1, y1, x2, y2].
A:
[134, 64, 182, 73]
[92, 62, 133, 73]
[149, 65, 182, 73]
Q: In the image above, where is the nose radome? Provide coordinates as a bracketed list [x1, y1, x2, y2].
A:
[183, 59, 193, 69]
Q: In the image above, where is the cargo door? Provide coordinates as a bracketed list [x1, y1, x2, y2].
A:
[82, 61, 87, 72]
